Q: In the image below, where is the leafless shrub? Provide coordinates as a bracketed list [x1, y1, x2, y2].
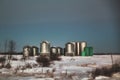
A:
[91, 58, 120, 79]
[32, 63, 38, 68]
[114, 58, 120, 66]
[21, 66, 26, 73]
[52, 68, 56, 72]
[50, 53, 61, 61]
[20, 56, 27, 61]
[25, 63, 32, 69]
[81, 64, 88, 67]
[14, 66, 20, 74]
[12, 57, 18, 61]
[46, 69, 54, 78]
[36, 55, 50, 67]
[5, 63, 11, 69]
[0, 56, 6, 68]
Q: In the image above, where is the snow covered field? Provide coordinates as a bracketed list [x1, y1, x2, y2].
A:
[0, 55, 120, 80]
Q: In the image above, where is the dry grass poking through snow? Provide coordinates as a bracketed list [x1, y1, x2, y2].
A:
[91, 58, 120, 79]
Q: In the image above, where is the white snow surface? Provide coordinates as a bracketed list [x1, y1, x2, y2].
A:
[0, 55, 120, 80]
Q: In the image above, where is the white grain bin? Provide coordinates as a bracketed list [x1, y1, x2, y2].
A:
[71, 42, 76, 56]
[71, 41, 81, 56]
[23, 46, 32, 57]
[80, 41, 87, 53]
[76, 42, 81, 56]
[50, 47, 57, 54]
[57, 47, 63, 55]
[65, 42, 74, 56]
[40, 41, 50, 55]
[32, 46, 39, 56]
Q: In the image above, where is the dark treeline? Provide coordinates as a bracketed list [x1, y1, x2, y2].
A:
[0, 52, 120, 55]
[94, 53, 120, 55]
[0, 52, 22, 55]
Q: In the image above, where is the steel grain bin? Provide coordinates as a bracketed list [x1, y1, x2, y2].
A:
[81, 41, 87, 54]
[65, 42, 74, 56]
[40, 41, 50, 55]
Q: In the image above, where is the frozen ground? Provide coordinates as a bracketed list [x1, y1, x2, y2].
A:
[0, 55, 120, 80]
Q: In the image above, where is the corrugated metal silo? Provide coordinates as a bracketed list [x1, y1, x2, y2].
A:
[71, 42, 76, 56]
[57, 47, 63, 55]
[76, 42, 81, 56]
[65, 42, 74, 56]
[23, 46, 32, 57]
[81, 41, 87, 54]
[32, 46, 39, 56]
[40, 41, 50, 55]
[50, 47, 57, 54]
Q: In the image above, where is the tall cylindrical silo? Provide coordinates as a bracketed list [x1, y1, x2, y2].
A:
[84, 47, 89, 56]
[32, 46, 39, 56]
[81, 41, 87, 54]
[81, 51, 86, 56]
[23, 46, 32, 57]
[71, 42, 76, 56]
[40, 41, 50, 55]
[89, 47, 93, 56]
[65, 42, 74, 56]
[76, 42, 81, 56]
[57, 47, 63, 55]
[50, 47, 57, 54]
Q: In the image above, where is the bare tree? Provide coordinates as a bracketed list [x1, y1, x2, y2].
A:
[111, 53, 113, 65]
[8, 40, 16, 63]
[4, 40, 8, 53]
[0, 56, 6, 68]
[8, 40, 16, 53]
[36, 55, 51, 67]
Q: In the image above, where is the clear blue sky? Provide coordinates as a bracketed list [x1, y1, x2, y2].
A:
[0, 0, 120, 53]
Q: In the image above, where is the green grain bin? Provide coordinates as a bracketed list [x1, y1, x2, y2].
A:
[89, 47, 93, 56]
[84, 47, 89, 56]
[81, 51, 86, 56]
